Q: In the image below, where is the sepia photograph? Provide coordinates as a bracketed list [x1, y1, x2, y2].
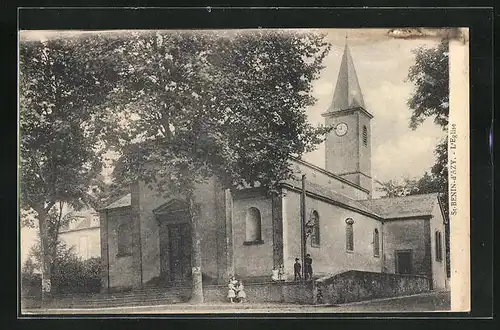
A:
[18, 24, 470, 315]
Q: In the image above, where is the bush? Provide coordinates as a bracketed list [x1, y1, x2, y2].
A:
[21, 242, 102, 295]
[52, 256, 102, 294]
[21, 270, 42, 297]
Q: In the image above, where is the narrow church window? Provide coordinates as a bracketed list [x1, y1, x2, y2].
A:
[346, 218, 354, 252]
[117, 220, 132, 257]
[373, 228, 380, 257]
[310, 210, 320, 247]
[435, 231, 443, 261]
[244, 207, 263, 244]
[362, 125, 368, 147]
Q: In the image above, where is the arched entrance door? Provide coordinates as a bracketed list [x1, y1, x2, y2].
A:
[155, 200, 192, 284]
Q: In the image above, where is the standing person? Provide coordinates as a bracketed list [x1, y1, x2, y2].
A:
[227, 276, 237, 303]
[278, 264, 285, 281]
[236, 280, 246, 303]
[304, 254, 313, 280]
[294, 258, 302, 281]
[271, 267, 279, 282]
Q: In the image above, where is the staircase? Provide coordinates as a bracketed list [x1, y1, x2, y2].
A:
[22, 286, 192, 309]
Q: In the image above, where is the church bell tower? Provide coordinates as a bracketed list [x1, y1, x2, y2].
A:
[322, 39, 373, 196]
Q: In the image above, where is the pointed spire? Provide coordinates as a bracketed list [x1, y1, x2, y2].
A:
[327, 38, 366, 112]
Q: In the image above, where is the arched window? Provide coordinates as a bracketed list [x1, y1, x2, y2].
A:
[310, 210, 320, 247]
[435, 231, 443, 261]
[373, 228, 380, 257]
[362, 125, 368, 147]
[245, 207, 262, 244]
[346, 218, 354, 252]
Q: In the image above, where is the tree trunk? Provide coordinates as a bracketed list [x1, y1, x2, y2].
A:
[37, 210, 52, 304]
[188, 197, 203, 304]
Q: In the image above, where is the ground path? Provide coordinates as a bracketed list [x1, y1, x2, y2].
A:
[22, 291, 451, 315]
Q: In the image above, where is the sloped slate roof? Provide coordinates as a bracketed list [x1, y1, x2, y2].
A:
[103, 193, 132, 210]
[282, 177, 382, 218]
[328, 43, 366, 112]
[359, 193, 438, 219]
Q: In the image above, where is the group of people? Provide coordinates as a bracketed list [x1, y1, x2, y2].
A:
[271, 254, 314, 282]
[227, 276, 246, 303]
[227, 254, 314, 303]
[294, 254, 313, 281]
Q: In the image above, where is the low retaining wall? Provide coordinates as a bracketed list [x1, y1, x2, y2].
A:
[315, 270, 430, 304]
[203, 281, 314, 304]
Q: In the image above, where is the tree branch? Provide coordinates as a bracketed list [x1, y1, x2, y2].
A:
[31, 154, 48, 189]
[44, 200, 56, 214]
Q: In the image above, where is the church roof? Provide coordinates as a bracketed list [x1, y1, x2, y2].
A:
[102, 193, 132, 210]
[282, 177, 382, 218]
[359, 193, 439, 219]
[327, 42, 366, 112]
[59, 210, 100, 233]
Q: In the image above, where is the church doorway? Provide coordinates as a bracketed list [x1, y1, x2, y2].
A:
[155, 200, 192, 285]
[395, 249, 413, 275]
[167, 223, 192, 283]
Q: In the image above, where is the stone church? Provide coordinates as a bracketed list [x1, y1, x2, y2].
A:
[99, 42, 448, 293]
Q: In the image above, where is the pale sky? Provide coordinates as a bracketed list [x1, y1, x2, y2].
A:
[20, 29, 446, 262]
[302, 29, 445, 196]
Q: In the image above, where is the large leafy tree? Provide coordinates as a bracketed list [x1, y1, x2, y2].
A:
[19, 34, 120, 297]
[377, 39, 450, 275]
[112, 30, 331, 302]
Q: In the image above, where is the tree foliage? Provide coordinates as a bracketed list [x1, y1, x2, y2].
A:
[112, 30, 331, 195]
[407, 40, 449, 130]
[19, 35, 120, 213]
[19, 34, 121, 293]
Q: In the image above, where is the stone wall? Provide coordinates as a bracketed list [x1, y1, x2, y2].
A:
[104, 206, 139, 290]
[315, 270, 430, 304]
[282, 188, 383, 280]
[232, 194, 274, 278]
[382, 218, 428, 276]
[202, 281, 314, 304]
[429, 202, 448, 291]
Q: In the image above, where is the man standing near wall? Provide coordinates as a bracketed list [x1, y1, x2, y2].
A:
[294, 258, 302, 281]
[305, 254, 313, 280]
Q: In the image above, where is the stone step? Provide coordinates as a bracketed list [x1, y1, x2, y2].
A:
[38, 292, 188, 309]
[69, 297, 185, 308]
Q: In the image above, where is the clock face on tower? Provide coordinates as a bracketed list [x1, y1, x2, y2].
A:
[335, 122, 348, 136]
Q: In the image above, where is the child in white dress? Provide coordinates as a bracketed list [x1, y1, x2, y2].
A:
[227, 276, 237, 303]
[236, 281, 246, 303]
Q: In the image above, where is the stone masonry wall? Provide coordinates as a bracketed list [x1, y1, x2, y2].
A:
[315, 270, 430, 304]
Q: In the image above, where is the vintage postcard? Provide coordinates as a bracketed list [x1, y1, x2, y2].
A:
[18, 25, 470, 315]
